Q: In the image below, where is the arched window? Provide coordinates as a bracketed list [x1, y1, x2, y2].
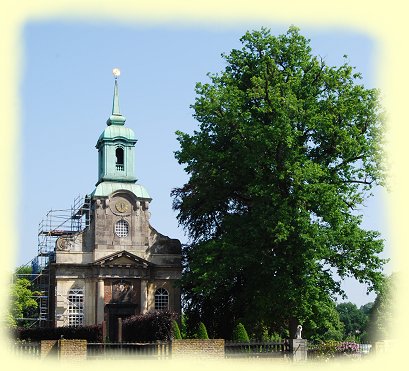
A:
[68, 288, 84, 327]
[154, 288, 169, 311]
[115, 147, 124, 171]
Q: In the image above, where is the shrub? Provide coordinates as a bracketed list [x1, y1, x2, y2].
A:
[232, 323, 250, 342]
[172, 320, 182, 339]
[270, 332, 282, 342]
[180, 314, 188, 339]
[13, 324, 102, 342]
[122, 311, 176, 342]
[308, 340, 338, 360]
[195, 322, 209, 339]
[308, 340, 360, 360]
[335, 341, 359, 354]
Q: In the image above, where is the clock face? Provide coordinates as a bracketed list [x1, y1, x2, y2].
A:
[115, 200, 129, 213]
[109, 196, 131, 215]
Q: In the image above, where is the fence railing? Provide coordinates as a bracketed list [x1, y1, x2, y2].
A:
[307, 341, 372, 359]
[13, 341, 40, 358]
[87, 342, 171, 359]
[225, 341, 290, 358]
[13, 339, 372, 360]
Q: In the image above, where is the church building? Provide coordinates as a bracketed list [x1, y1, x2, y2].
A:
[47, 69, 182, 339]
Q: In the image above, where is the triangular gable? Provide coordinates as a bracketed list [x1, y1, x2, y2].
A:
[93, 250, 154, 268]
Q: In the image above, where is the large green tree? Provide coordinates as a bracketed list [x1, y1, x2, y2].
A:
[366, 274, 395, 342]
[172, 27, 386, 339]
[7, 266, 39, 328]
[336, 302, 368, 339]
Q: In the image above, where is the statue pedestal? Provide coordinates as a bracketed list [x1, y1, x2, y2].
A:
[289, 339, 307, 361]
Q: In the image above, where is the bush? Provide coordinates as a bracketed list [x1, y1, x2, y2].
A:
[180, 314, 188, 339]
[232, 323, 250, 342]
[172, 320, 182, 339]
[270, 332, 282, 342]
[308, 340, 360, 360]
[13, 324, 102, 342]
[335, 341, 360, 354]
[195, 322, 209, 339]
[122, 311, 176, 342]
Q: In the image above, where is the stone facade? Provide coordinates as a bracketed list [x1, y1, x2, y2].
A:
[48, 73, 182, 339]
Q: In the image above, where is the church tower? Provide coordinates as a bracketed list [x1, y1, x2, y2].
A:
[96, 68, 137, 185]
[50, 69, 182, 339]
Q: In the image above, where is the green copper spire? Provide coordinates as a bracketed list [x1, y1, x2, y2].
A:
[107, 68, 126, 126]
[96, 68, 137, 186]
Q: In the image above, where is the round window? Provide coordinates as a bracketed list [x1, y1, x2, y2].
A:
[115, 219, 129, 237]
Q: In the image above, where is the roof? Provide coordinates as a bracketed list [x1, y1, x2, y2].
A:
[90, 181, 151, 199]
[93, 250, 154, 268]
[97, 125, 135, 142]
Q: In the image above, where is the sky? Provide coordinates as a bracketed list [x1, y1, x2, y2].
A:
[18, 20, 391, 307]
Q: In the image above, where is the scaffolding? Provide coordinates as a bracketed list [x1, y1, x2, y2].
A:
[16, 195, 91, 327]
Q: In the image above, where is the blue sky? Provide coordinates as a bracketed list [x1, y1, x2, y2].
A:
[19, 20, 390, 306]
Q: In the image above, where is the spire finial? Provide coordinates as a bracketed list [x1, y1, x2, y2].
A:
[112, 68, 121, 79]
[107, 67, 126, 126]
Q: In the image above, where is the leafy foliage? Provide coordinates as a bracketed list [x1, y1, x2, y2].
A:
[122, 311, 176, 342]
[365, 274, 395, 342]
[8, 267, 40, 328]
[232, 322, 250, 342]
[308, 340, 359, 360]
[336, 302, 368, 340]
[172, 26, 386, 339]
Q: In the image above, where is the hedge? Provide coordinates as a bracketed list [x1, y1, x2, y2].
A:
[122, 311, 177, 342]
[13, 324, 102, 342]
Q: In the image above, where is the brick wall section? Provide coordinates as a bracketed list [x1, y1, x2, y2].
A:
[40, 340, 58, 358]
[172, 339, 225, 359]
[58, 339, 87, 360]
[104, 281, 112, 304]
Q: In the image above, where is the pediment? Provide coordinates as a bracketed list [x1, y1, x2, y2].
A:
[93, 250, 153, 268]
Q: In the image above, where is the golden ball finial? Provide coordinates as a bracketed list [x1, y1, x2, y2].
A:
[112, 68, 121, 78]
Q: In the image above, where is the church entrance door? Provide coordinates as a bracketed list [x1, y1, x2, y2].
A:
[106, 303, 137, 342]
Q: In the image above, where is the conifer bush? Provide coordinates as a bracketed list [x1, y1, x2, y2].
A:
[232, 322, 250, 342]
[172, 320, 182, 339]
[195, 322, 209, 339]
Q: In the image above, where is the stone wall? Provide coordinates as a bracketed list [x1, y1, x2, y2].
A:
[40, 340, 58, 358]
[40, 339, 87, 360]
[172, 339, 225, 359]
[59, 339, 87, 360]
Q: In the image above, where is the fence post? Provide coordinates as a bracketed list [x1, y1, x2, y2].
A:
[289, 339, 307, 361]
[118, 318, 122, 343]
[102, 321, 107, 342]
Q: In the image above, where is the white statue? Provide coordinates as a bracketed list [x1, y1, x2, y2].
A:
[296, 325, 302, 339]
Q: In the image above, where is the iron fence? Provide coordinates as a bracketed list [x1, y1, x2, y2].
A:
[87, 342, 171, 360]
[307, 341, 372, 360]
[225, 341, 290, 358]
